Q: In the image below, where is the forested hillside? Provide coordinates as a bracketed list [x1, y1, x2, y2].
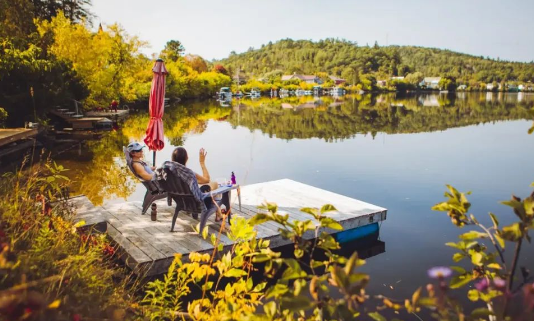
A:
[218, 39, 534, 85]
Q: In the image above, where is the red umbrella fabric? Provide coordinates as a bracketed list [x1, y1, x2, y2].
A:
[144, 59, 168, 164]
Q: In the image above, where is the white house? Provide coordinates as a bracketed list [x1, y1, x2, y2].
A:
[281, 74, 321, 84]
[376, 80, 387, 87]
[419, 77, 441, 89]
[486, 83, 495, 91]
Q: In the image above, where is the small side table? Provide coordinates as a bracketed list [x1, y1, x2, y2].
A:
[211, 184, 241, 211]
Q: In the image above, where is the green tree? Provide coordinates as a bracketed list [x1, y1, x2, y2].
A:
[161, 40, 185, 62]
[30, 0, 93, 23]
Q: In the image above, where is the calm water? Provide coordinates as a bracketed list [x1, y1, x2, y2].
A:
[53, 92, 534, 305]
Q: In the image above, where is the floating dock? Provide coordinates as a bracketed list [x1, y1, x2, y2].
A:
[72, 179, 387, 276]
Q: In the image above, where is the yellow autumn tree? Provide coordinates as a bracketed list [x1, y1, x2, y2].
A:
[36, 12, 150, 108]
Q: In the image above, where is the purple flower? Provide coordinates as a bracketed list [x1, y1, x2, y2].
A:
[427, 266, 453, 279]
[475, 278, 489, 292]
[493, 278, 506, 290]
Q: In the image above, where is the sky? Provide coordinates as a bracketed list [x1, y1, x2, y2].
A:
[91, 0, 534, 62]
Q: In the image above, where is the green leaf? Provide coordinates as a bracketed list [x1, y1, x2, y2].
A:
[368, 312, 387, 321]
[494, 234, 505, 249]
[249, 213, 271, 226]
[445, 242, 462, 249]
[258, 202, 278, 214]
[225, 268, 247, 278]
[210, 233, 217, 245]
[471, 308, 493, 318]
[300, 207, 318, 217]
[450, 266, 466, 274]
[489, 212, 499, 228]
[320, 217, 343, 230]
[266, 283, 288, 299]
[73, 220, 86, 228]
[471, 252, 483, 266]
[500, 223, 523, 241]
[320, 204, 337, 214]
[344, 252, 365, 275]
[311, 260, 325, 268]
[452, 253, 464, 262]
[225, 283, 235, 295]
[524, 196, 534, 216]
[450, 275, 472, 289]
[253, 282, 267, 292]
[487, 263, 502, 269]
[467, 289, 479, 301]
[280, 295, 312, 312]
[252, 254, 270, 263]
[459, 231, 488, 240]
[263, 301, 276, 317]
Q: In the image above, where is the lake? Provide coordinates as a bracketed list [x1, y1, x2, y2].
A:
[52, 92, 534, 306]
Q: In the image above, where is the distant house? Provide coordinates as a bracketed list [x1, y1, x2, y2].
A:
[390, 76, 405, 81]
[329, 75, 346, 85]
[518, 84, 525, 91]
[457, 84, 467, 91]
[376, 80, 387, 87]
[419, 77, 441, 89]
[281, 73, 322, 84]
[507, 84, 518, 92]
[232, 73, 248, 84]
[486, 83, 495, 91]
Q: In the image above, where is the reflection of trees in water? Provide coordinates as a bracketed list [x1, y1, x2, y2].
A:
[226, 94, 534, 141]
[60, 93, 533, 204]
[57, 131, 136, 206]
[65, 103, 231, 205]
[122, 102, 231, 143]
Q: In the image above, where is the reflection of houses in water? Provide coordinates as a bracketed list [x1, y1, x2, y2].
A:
[518, 92, 524, 103]
[280, 99, 326, 110]
[418, 95, 440, 107]
[329, 99, 344, 108]
[486, 92, 494, 102]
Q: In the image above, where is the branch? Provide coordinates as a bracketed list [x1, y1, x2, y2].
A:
[476, 223, 507, 269]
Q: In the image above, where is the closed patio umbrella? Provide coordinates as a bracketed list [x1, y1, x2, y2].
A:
[144, 59, 168, 166]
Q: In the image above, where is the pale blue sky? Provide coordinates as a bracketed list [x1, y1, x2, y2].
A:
[92, 0, 534, 62]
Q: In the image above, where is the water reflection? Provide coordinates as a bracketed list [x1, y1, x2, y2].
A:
[52, 93, 534, 205]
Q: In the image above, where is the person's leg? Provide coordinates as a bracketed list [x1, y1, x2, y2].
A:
[209, 181, 218, 191]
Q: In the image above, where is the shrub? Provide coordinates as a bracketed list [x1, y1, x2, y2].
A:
[0, 158, 134, 320]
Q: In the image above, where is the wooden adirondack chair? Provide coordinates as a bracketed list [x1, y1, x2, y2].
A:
[123, 147, 171, 215]
[155, 163, 235, 233]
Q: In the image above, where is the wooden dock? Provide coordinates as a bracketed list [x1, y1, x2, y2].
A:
[72, 179, 387, 276]
[0, 128, 39, 148]
[85, 109, 129, 119]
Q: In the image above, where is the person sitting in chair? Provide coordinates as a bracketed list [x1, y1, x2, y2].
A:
[127, 142, 155, 181]
[171, 147, 227, 221]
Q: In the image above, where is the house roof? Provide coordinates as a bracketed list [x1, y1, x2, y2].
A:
[300, 75, 317, 80]
[423, 77, 441, 83]
[329, 75, 345, 81]
[281, 74, 317, 81]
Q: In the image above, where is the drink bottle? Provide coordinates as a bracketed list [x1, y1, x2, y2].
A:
[231, 172, 236, 185]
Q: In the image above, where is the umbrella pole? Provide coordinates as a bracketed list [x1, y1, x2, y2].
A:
[153, 151, 156, 167]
